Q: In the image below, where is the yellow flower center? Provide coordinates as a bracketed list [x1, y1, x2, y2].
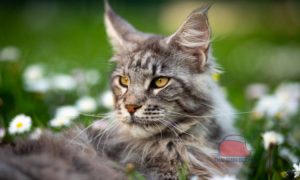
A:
[16, 122, 23, 128]
[212, 73, 220, 82]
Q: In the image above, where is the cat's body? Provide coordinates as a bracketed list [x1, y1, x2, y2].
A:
[0, 2, 240, 180]
[0, 131, 125, 180]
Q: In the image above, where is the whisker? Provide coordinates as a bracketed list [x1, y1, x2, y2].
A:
[196, 101, 253, 116]
[166, 110, 253, 119]
[68, 122, 97, 144]
[157, 119, 185, 144]
[79, 112, 113, 118]
[86, 114, 117, 145]
[97, 120, 120, 151]
[159, 118, 200, 142]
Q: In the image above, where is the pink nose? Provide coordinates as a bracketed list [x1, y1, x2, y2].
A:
[125, 104, 142, 114]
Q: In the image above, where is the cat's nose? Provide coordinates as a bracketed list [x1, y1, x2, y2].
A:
[125, 104, 142, 115]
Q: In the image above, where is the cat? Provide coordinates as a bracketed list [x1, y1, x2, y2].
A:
[0, 2, 239, 180]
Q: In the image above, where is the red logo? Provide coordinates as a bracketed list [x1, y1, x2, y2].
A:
[218, 135, 250, 157]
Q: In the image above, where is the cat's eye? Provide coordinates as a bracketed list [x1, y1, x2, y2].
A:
[119, 76, 130, 87]
[152, 77, 170, 88]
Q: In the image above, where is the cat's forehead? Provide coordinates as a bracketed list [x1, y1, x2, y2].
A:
[125, 49, 163, 77]
[115, 40, 167, 71]
[127, 38, 167, 63]
[112, 37, 199, 78]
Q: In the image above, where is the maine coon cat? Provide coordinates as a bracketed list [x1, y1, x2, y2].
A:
[0, 2, 239, 180]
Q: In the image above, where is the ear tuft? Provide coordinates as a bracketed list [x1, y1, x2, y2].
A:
[104, 0, 111, 13]
[104, 1, 150, 53]
[165, 4, 213, 69]
[193, 3, 213, 15]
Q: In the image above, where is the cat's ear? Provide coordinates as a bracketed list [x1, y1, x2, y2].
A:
[165, 5, 211, 69]
[104, 1, 149, 52]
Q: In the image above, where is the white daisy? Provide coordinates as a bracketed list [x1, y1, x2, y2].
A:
[23, 64, 45, 83]
[85, 69, 100, 85]
[246, 83, 268, 100]
[29, 128, 43, 140]
[252, 83, 300, 120]
[253, 95, 282, 119]
[276, 83, 300, 101]
[76, 96, 97, 113]
[51, 74, 77, 91]
[0, 46, 21, 62]
[211, 175, 237, 180]
[23, 64, 51, 93]
[99, 90, 114, 109]
[8, 114, 32, 135]
[262, 131, 284, 150]
[293, 162, 300, 178]
[49, 116, 72, 127]
[275, 83, 299, 119]
[50, 105, 80, 128]
[25, 78, 51, 93]
[55, 105, 79, 120]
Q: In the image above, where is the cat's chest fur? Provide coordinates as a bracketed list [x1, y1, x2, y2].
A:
[88, 122, 234, 179]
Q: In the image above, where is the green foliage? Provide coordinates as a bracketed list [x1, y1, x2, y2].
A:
[125, 163, 145, 180]
[177, 164, 188, 180]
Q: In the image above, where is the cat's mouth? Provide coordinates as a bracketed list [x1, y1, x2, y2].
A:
[126, 116, 158, 127]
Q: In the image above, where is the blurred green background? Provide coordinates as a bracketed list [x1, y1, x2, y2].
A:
[1, 0, 300, 137]
[1, 0, 300, 138]
[1, 0, 299, 108]
[0, 0, 300, 179]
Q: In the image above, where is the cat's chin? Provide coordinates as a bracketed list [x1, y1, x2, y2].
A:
[122, 123, 162, 139]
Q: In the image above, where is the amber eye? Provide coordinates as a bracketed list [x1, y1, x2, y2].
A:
[153, 77, 170, 88]
[119, 76, 130, 87]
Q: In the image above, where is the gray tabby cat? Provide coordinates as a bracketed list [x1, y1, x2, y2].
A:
[100, 2, 238, 179]
[0, 2, 239, 180]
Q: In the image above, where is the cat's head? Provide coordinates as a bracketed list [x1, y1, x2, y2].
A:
[105, 2, 217, 138]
